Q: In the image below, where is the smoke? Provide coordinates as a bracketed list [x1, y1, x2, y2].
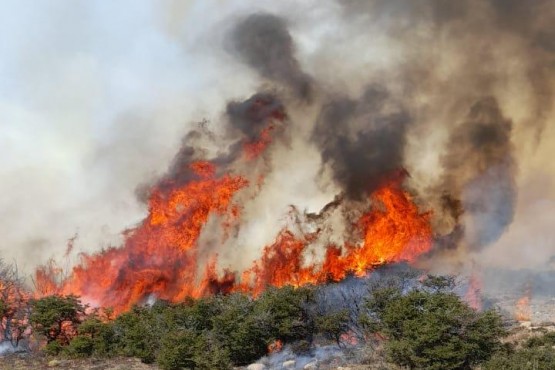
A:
[231, 13, 312, 100]
[1, 0, 555, 291]
[434, 97, 516, 250]
[312, 84, 410, 199]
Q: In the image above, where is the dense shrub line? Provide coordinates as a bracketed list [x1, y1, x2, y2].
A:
[30, 286, 321, 369]
[11, 271, 555, 369]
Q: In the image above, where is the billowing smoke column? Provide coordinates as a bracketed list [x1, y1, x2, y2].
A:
[33, 0, 555, 313]
[435, 97, 516, 250]
[231, 13, 312, 100]
[312, 85, 410, 199]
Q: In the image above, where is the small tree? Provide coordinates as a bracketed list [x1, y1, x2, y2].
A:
[484, 346, 555, 370]
[315, 309, 350, 346]
[254, 285, 316, 344]
[64, 314, 115, 358]
[30, 295, 85, 345]
[111, 305, 159, 363]
[211, 293, 268, 365]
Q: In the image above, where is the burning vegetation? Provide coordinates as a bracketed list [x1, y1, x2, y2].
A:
[2, 0, 555, 368]
[31, 61, 437, 314]
[29, 10, 519, 315]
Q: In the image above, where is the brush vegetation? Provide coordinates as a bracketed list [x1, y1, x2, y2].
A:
[3, 269, 553, 369]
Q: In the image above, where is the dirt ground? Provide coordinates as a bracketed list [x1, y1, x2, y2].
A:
[0, 354, 159, 370]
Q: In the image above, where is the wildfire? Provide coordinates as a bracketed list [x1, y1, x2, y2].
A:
[515, 284, 532, 322]
[35, 162, 249, 313]
[236, 173, 432, 295]
[464, 270, 483, 311]
[339, 331, 359, 346]
[33, 103, 433, 315]
[243, 124, 276, 160]
[0, 270, 31, 346]
[268, 339, 283, 353]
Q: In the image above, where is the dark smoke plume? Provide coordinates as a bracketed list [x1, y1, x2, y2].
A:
[226, 92, 285, 140]
[340, 0, 555, 140]
[436, 97, 516, 250]
[312, 85, 410, 199]
[137, 92, 287, 202]
[231, 13, 312, 100]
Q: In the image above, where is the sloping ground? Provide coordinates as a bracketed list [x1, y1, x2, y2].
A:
[0, 353, 394, 370]
[0, 355, 386, 370]
[5, 322, 551, 370]
[242, 343, 397, 370]
[0, 355, 158, 370]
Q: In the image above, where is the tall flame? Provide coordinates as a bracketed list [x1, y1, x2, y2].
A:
[236, 174, 432, 296]
[34, 117, 433, 314]
[515, 284, 532, 322]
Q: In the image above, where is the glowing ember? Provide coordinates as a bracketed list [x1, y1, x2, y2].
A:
[268, 339, 283, 353]
[340, 331, 359, 346]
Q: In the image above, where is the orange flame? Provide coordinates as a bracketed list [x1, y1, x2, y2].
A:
[236, 175, 432, 295]
[35, 162, 249, 314]
[0, 275, 31, 345]
[268, 339, 283, 353]
[34, 120, 432, 315]
[340, 331, 359, 346]
[515, 285, 532, 322]
[465, 271, 483, 311]
[243, 124, 276, 160]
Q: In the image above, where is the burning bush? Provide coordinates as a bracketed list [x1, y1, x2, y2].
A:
[0, 259, 30, 352]
[29, 295, 85, 346]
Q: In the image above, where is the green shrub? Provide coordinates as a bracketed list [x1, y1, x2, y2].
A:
[364, 288, 505, 370]
[157, 329, 199, 370]
[254, 285, 316, 343]
[211, 293, 270, 365]
[484, 346, 555, 370]
[77, 317, 116, 356]
[112, 306, 161, 363]
[63, 335, 94, 358]
[44, 340, 63, 356]
[30, 295, 85, 344]
[157, 330, 232, 370]
[315, 309, 350, 346]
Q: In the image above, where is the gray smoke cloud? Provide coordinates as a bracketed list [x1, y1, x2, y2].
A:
[434, 97, 516, 250]
[312, 85, 410, 199]
[231, 13, 312, 100]
[1, 0, 554, 286]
